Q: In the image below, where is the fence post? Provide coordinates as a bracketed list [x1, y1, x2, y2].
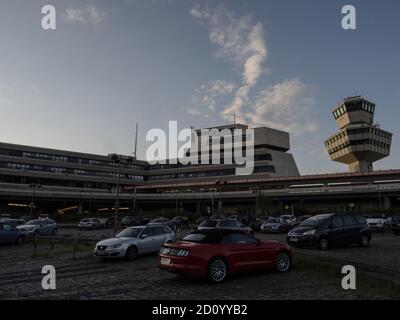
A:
[33, 235, 38, 256]
[73, 238, 78, 259]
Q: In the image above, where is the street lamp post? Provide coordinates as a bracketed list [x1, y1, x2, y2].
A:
[29, 183, 41, 219]
[110, 154, 133, 236]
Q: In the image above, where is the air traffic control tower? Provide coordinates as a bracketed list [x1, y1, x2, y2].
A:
[324, 96, 392, 172]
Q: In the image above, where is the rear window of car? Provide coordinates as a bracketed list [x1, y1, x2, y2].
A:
[200, 220, 218, 227]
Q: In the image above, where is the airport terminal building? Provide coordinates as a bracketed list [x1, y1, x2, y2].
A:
[0, 97, 399, 217]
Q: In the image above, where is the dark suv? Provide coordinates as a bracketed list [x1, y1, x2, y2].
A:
[287, 213, 371, 250]
[391, 215, 400, 235]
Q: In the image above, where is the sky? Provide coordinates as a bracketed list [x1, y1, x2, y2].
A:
[0, 0, 399, 174]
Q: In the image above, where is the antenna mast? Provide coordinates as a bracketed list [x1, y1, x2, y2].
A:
[133, 121, 138, 159]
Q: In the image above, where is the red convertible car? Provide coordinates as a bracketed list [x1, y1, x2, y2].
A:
[159, 229, 292, 282]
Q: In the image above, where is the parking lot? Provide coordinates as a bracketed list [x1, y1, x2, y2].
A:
[0, 227, 399, 300]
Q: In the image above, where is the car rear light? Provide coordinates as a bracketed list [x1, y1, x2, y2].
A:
[160, 247, 189, 257]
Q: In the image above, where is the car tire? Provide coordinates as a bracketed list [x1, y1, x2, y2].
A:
[359, 234, 370, 247]
[208, 258, 228, 283]
[318, 237, 329, 251]
[125, 245, 138, 261]
[275, 252, 291, 272]
[15, 236, 24, 245]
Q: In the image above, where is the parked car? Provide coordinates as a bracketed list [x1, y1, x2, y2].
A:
[198, 219, 253, 234]
[78, 218, 104, 230]
[249, 219, 263, 231]
[171, 216, 189, 227]
[121, 216, 150, 227]
[287, 213, 371, 251]
[94, 225, 175, 261]
[196, 216, 209, 225]
[260, 218, 290, 233]
[159, 229, 292, 283]
[105, 216, 122, 226]
[0, 218, 26, 228]
[391, 215, 400, 235]
[39, 214, 49, 220]
[280, 215, 297, 227]
[17, 219, 58, 236]
[0, 214, 11, 219]
[229, 215, 249, 225]
[366, 215, 386, 231]
[148, 218, 178, 230]
[0, 222, 25, 245]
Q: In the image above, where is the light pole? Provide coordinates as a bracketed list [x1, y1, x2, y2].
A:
[29, 183, 41, 219]
[109, 154, 133, 236]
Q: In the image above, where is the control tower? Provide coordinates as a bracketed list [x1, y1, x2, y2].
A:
[324, 96, 392, 172]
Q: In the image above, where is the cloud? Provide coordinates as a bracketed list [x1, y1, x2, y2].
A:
[62, 6, 107, 26]
[250, 79, 317, 135]
[191, 5, 267, 123]
[186, 80, 235, 117]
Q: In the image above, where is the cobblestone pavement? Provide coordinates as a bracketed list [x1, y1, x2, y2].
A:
[0, 231, 398, 300]
[257, 232, 400, 279]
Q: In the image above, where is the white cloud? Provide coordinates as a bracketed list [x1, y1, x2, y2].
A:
[62, 6, 107, 26]
[191, 5, 267, 123]
[186, 80, 235, 117]
[250, 79, 317, 135]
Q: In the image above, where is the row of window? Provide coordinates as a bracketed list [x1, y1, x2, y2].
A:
[2, 162, 144, 181]
[327, 139, 390, 155]
[147, 166, 275, 181]
[19, 151, 145, 170]
[333, 100, 375, 120]
[325, 129, 391, 146]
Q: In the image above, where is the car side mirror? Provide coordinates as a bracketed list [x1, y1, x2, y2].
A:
[141, 234, 148, 239]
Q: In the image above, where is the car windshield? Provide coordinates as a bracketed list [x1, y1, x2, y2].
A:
[182, 233, 206, 242]
[25, 220, 41, 225]
[268, 218, 281, 223]
[117, 227, 144, 238]
[81, 219, 89, 222]
[370, 215, 383, 219]
[300, 215, 331, 227]
[200, 220, 218, 227]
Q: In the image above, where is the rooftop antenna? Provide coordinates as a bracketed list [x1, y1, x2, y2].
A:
[133, 121, 138, 159]
[233, 112, 236, 125]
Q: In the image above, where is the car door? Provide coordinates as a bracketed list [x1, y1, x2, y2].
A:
[341, 215, 360, 244]
[138, 227, 158, 253]
[222, 233, 267, 272]
[153, 227, 169, 249]
[327, 215, 346, 245]
[0, 224, 17, 244]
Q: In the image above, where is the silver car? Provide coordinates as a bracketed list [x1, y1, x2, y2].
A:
[78, 218, 103, 230]
[94, 225, 176, 261]
[17, 219, 58, 236]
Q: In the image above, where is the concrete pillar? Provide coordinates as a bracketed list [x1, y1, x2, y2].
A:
[383, 197, 391, 210]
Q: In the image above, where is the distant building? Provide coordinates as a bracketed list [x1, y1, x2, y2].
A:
[324, 96, 393, 172]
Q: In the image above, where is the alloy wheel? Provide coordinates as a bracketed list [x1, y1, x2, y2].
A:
[209, 259, 227, 282]
[275, 252, 291, 272]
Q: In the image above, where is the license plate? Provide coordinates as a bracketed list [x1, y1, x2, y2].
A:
[290, 238, 298, 242]
[96, 251, 106, 256]
[160, 257, 171, 265]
